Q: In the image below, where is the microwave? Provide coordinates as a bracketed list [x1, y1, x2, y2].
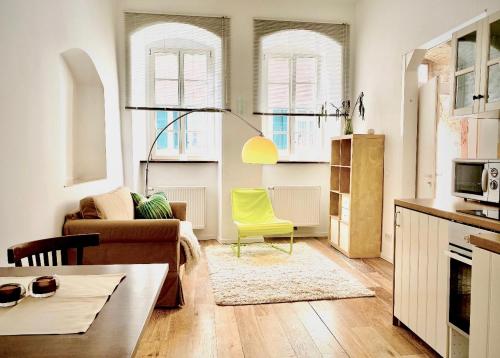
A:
[452, 159, 500, 204]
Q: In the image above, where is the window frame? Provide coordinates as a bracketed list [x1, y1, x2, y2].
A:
[263, 53, 322, 161]
[147, 47, 216, 161]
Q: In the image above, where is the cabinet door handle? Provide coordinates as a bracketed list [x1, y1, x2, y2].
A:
[395, 211, 401, 228]
[473, 94, 485, 100]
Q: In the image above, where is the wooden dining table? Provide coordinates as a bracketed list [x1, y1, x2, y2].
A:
[0, 263, 168, 358]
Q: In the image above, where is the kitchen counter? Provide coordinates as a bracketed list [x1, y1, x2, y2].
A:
[469, 232, 500, 254]
[394, 198, 500, 233]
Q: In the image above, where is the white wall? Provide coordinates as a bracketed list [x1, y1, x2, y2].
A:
[0, 0, 123, 265]
[120, 0, 356, 242]
[353, 0, 500, 261]
[262, 164, 331, 237]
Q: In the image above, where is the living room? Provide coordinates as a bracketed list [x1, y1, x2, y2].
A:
[1, 0, 500, 357]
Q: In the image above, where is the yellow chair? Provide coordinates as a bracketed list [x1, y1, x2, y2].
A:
[231, 188, 294, 257]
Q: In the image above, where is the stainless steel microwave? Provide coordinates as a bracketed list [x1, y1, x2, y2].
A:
[452, 159, 500, 204]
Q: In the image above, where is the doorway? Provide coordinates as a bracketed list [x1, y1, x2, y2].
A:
[416, 42, 461, 200]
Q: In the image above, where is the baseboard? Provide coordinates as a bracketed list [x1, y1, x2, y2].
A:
[217, 233, 328, 244]
[195, 234, 217, 241]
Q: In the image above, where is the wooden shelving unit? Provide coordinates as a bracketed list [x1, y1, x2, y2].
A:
[329, 134, 385, 258]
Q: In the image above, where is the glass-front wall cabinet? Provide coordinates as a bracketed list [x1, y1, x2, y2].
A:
[451, 11, 500, 117]
[482, 14, 500, 112]
[451, 22, 482, 116]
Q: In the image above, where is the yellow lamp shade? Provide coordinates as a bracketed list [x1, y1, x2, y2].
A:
[241, 135, 278, 164]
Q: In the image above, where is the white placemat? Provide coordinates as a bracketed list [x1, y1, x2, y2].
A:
[0, 273, 125, 335]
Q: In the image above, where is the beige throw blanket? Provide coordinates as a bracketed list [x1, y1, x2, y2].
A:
[180, 221, 201, 272]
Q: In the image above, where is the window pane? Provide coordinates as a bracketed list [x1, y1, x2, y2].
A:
[155, 53, 178, 79]
[488, 63, 500, 103]
[184, 80, 208, 107]
[455, 72, 475, 109]
[272, 111, 288, 151]
[295, 57, 317, 83]
[456, 32, 476, 71]
[184, 53, 208, 81]
[155, 111, 180, 154]
[489, 19, 500, 60]
[273, 113, 288, 132]
[185, 112, 212, 155]
[268, 57, 290, 83]
[273, 134, 288, 150]
[295, 83, 316, 109]
[293, 117, 320, 155]
[268, 84, 289, 108]
[155, 80, 178, 105]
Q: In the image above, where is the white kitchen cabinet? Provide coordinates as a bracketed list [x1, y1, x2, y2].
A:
[470, 247, 500, 358]
[394, 207, 448, 357]
[450, 10, 500, 118]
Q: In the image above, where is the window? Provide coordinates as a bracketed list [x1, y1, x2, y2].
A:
[126, 14, 230, 161]
[264, 55, 320, 158]
[149, 49, 215, 159]
[254, 20, 349, 161]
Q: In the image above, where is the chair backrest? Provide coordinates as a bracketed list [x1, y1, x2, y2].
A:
[7, 234, 100, 267]
[231, 188, 276, 224]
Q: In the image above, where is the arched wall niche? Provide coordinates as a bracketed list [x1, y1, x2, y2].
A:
[61, 48, 107, 186]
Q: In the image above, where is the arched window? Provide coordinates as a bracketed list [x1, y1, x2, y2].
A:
[126, 13, 230, 160]
[254, 20, 349, 161]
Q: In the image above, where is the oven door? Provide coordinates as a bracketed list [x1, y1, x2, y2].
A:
[453, 160, 488, 201]
[445, 249, 472, 335]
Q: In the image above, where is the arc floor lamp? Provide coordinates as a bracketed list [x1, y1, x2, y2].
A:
[144, 107, 279, 195]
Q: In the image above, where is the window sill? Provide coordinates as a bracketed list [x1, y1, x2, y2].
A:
[140, 160, 219, 164]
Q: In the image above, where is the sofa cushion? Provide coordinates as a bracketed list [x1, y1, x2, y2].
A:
[133, 192, 173, 219]
[92, 187, 134, 220]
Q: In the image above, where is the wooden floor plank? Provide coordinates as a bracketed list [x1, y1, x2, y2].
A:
[136, 239, 440, 358]
[291, 301, 347, 357]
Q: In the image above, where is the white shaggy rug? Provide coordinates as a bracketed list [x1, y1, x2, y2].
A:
[205, 243, 374, 306]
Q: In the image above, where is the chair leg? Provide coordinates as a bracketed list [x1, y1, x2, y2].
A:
[289, 231, 294, 254]
[237, 234, 241, 258]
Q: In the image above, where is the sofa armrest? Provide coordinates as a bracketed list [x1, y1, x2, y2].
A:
[170, 202, 187, 221]
[63, 219, 180, 244]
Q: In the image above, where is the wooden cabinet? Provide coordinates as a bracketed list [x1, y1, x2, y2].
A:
[451, 10, 500, 118]
[393, 207, 448, 357]
[328, 134, 384, 258]
[469, 247, 500, 358]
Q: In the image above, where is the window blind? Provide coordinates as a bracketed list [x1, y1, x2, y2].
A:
[125, 12, 230, 110]
[253, 19, 350, 115]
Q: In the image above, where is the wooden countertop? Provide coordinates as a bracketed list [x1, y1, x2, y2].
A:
[394, 198, 500, 233]
[469, 232, 500, 254]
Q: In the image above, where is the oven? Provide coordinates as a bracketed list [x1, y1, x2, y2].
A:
[445, 243, 472, 335]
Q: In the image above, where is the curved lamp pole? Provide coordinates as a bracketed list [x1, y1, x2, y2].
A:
[144, 107, 278, 195]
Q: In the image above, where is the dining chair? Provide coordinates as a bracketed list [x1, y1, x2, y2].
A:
[7, 234, 100, 267]
[231, 188, 294, 257]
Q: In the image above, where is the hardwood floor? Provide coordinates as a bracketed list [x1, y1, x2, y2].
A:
[136, 238, 439, 358]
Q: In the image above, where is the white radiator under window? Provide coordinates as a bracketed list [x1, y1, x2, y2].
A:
[151, 186, 206, 229]
[268, 186, 321, 227]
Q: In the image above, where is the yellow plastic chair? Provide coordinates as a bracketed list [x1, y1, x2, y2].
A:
[231, 188, 294, 257]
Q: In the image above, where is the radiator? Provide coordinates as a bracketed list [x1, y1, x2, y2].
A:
[151, 186, 206, 229]
[268, 186, 321, 227]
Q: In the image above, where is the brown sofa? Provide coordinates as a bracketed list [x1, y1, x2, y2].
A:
[63, 188, 186, 307]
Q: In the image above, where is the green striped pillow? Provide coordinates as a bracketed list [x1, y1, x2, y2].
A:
[131, 192, 173, 219]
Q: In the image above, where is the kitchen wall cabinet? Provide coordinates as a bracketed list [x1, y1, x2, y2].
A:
[450, 10, 500, 118]
[393, 207, 448, 357]
[469, 247, 500, 358]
